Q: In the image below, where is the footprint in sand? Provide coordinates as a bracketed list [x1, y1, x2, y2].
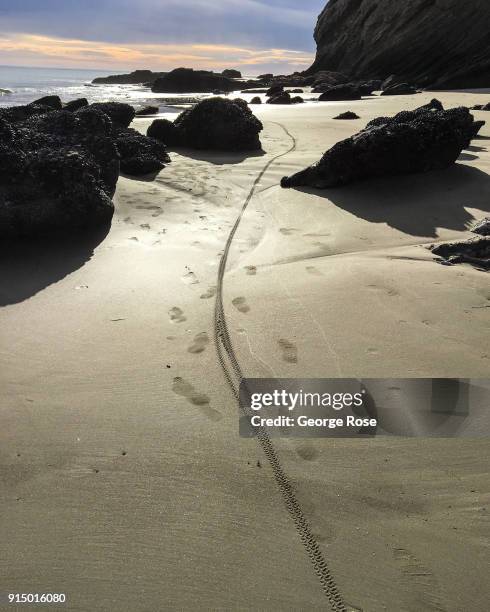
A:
[306, 266, 324, 277]
[182, 267, 199, 285]
[140, 223, 151, 230]
[245, 266, 257, 276]
[172, 377, 221, 421]
[123, 217, 133, 224]
[169, 307, 186, 323]
[296, 445, 319, 462]
[188, 332, 209, 354]
[278, 339, 298, 364]
[200, 286, 217, 300]
[137, 205, 161, 211]
[279, 228, 298, 236]
[232, 297, 251, 314]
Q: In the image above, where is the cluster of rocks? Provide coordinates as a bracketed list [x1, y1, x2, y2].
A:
[0, 96, 170, 238]
[431, 218, 490, 271]
[281, 100, 484, 189]
[147, 97, 263, 151]
[92, 70, 167, 86]
[334, 111, 360, 120]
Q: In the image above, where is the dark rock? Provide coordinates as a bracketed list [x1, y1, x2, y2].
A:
[0, 104, 55, 124]
[482, 103, 490, 111]
[472, 120, 486, 138]
[472, 105, 483, 110]
[266, 84, 284, 97]
[291, 96, 305, 104]
[308, 0, 490, 90]
[0, 108, 118, 238]
[334, 111, 360, 120]
[148, 97, 263, 151]
[93, 70, 166, 85]
[31, 95, 63, 110]
[267, 92, 292, 105]
[472, 218, 490, 236]
[358, 81, 382, 95]
[64, 98, 89, 112]
[135, 105, 159, 117]
[291, 89, 304, 94]
[258, 73, 273, 81]
[242, 89, 268, 94]
[431, 237, 490, 270]
[381, 83, 419, 96]
[381, 75, 400, 90]
[147, 119, 183, 147]
[0, 103, 171, 237]
[151, 68, 235, 93]
[90, 102, 135, 128]
[222, 69, 242, 79]
[281, 105, 478, 189]
[250, 97, 262, 105]
[318, 84, 361, 101]
[115, 128, 170, 176]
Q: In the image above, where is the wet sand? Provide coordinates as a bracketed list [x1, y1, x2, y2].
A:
[0, 91, 489, 611]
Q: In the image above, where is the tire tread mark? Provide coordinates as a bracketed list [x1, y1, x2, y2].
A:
[214, 123, 348, 612]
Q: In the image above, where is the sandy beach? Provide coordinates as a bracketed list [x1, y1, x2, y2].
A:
[1, 91, 489, 611]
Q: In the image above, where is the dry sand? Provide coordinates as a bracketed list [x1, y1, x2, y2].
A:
[1, 92, 489, 611]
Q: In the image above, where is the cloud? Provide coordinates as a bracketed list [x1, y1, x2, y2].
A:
[0, 0, 325, 49]
[0, 33, 315, 74]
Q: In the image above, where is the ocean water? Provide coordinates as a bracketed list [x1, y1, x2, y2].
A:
[0, 64, 213, 110]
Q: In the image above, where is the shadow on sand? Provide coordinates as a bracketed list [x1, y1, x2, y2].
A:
[0, 223, 110, 307]
[171, 147, 266, 165]
[294, 164, 490, 238]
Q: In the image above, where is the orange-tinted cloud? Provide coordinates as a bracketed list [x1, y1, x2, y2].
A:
[0, 33, 314, 73]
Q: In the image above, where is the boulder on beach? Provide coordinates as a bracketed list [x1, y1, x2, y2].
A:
[472, 218, 490, 236]
[266, 84, 284, 97]
[222, 69, 242, 79]
[64, 98, 89, 112]
[318, 84, 361, 101]
[381, 83, 419, 96]
[30, 95, 63, 110]
[0, 108, 118, 238]
[281, 103, 480, 189]
[258, 73, 273, 81]
[151, 68, 235, 93]
[135, 105, 159, 117]
[90, 102, 135, 127]
[267, 92, 292, 105]
[0, 101, 171, 238]
[115, 128, 170, 176]
[147, 97, 263, 151]
[308, 0, 490, 89]
[250, 97, 262, 105]
[431, 237, 490, 270]
[334, 111, 360, 120]
[312, 71, 350, 87]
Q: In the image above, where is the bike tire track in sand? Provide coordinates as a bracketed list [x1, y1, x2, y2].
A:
[213, 122, 353, 612]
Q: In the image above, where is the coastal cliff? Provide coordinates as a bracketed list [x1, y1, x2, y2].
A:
[309, 0, 490, 89]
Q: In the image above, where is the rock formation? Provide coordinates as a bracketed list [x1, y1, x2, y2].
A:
[281, 102, 480, 189]
[308, 0, 490, 89]
[92, 70, 166, 85]
[147, 97, 263, 151]
[222, 69, 242, 79]
[151, 68, 235, 93]
[0, 101, 170, 238]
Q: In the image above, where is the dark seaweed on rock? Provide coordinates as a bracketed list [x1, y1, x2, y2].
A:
[281, 102, 480, 189]
[0, 101, 170, 238]
[147, 97, 263, 151]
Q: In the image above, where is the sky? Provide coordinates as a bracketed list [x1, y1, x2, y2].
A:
[0, 0, 326, 74]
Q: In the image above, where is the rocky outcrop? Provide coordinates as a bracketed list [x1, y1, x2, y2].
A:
[309, 0, 490, 89]
[92, 70, 166, 85]
[151, 68, 236, 93]
[381, 84, 419, 96]
[147, 97, 263, 151]
[90, 102, 135, 128]
[135, 105, 159, 117]
[222, 69, 242, 79]
[0, 101, 170, 238]
[31, 95, 63, 110]
[472, 218, 490, 236]
[334, 111, 360, 120]
[431, 237, 490, 270]
[281, 102, 479, 189]
[318, 84, 361, 101]
[64, 98, 89, 112]
[267, 92, 303, 105]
